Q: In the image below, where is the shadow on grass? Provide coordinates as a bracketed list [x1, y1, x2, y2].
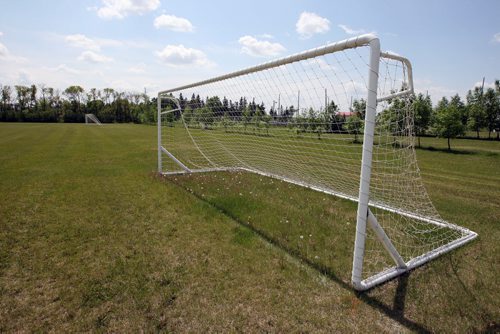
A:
[163, 174, 432, 334]
[416, 146, 476, 155]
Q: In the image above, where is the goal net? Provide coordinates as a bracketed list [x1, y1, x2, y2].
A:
[85, 113, 102, 125]
[157, 34, 477, 290]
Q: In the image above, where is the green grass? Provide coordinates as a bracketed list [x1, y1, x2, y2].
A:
[0, 123, 498, 332]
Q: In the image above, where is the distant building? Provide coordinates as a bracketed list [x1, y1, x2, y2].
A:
[338, 111, 356, 117]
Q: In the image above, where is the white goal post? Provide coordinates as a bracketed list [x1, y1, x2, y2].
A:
[156, 34, 477, 290]
[85, 113, 102, 125]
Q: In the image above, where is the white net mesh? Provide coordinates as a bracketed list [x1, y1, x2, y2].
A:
[159, 40, 473, 285]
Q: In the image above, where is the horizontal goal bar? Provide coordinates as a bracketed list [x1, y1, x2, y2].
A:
[159, 34, 378, 96]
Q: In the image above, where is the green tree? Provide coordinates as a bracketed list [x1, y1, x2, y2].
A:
[63, 85, 85, 117]
[15, 85, 30, 113]
[432, 97, 465, 150]
[495, 80, 500, 139]
[1, 85, 12, 113]
[351, 98, 366, 120]
[466, 87, 486, 139]
[307, 108, 323, 139]
[411, 93, 432, 147]
[242, 106, 252, 133]
[344, 114, 363, 143]
[449, 94, 467, 127]
[376, 97, 407, 140]
[483, 87, 499, 139]
[324, 100, 340, 132]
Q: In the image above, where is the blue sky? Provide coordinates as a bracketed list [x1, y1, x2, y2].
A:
[0, 0, 499, 103]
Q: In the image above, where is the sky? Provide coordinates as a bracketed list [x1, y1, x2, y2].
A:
[0, 0, 499, 103]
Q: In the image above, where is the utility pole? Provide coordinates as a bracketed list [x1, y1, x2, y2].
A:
[297, 90, 300, 116]
[278, 93, 281, 115]
[325, 88, 327, 112]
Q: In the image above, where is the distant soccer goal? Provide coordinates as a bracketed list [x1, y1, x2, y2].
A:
[85, 113, 102, 125]
[157, 34, 477, 290]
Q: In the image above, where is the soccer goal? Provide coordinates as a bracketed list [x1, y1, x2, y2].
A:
[85, 113, 102, 125]
[157, 34, 477, 291]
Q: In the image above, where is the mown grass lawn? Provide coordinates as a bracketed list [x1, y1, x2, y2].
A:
[0, 123, 498, 332]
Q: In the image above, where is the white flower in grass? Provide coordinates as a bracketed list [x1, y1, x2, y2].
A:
[300, 235, 304, 239]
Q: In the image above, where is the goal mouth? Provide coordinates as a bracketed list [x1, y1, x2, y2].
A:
[156, 34, 477, 290]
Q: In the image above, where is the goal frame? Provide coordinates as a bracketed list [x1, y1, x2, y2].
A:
[156, 34, 477, 291]
[85, 113, 102, 125]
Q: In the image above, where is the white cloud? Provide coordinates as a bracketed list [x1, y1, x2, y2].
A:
[97, 0, 160, 19]
[0, 42, 8, 57]
[0, 32, 3, 37]
[156, 44, 212, 67]
[65, 34, 128, 50]
[259, 33, 274, 39]
[414, 79, 459, 104]
[338, 24, 366, 35]
[238, 35, 285, 57]
[296, 12, 330, 38]
[17, 70, 33, 85]
[473, 81, 496, 90]
[78, 50, 113, 63]
[493, 32, 500, 43]
[306, 58, 336, 71]
[128, 63, 147, 74]
[46, 64, 81, 75]
[65, 34, 100, 51]
[154, 14, 194, 32]
[0, 41, 28, 63]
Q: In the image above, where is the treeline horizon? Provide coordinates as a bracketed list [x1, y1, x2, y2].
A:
[0, 84, 157, 124]
[1, 82, 499, 143]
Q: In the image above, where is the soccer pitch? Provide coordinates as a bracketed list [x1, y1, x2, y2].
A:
[0, 123, 498, 332]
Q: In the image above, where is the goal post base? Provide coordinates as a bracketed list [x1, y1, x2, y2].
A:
[353, 231, 477, 291]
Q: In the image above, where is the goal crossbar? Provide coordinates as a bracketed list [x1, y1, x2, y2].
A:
[157, 33, 477, 291]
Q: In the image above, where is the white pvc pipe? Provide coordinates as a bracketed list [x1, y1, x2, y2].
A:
[377, 52, 414, 102]
[351, 37, 381, 290]
[367, 210, 406, 268]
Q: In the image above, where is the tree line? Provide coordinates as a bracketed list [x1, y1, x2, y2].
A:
[165, 79, 499, 149]
[411, 79, 500, 148]
[0, 84, 157, 124]
[2, 80, 499, 149]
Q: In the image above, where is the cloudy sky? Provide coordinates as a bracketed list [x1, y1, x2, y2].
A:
[0, 0, 499, 102]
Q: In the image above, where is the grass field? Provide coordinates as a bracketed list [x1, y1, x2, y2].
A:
[0, 123, 498, 332]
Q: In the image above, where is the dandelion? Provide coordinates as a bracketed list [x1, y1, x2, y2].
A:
[300, 235, 304, 239]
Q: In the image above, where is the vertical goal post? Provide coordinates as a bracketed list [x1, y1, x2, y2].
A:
[156, 34, 477, 291]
